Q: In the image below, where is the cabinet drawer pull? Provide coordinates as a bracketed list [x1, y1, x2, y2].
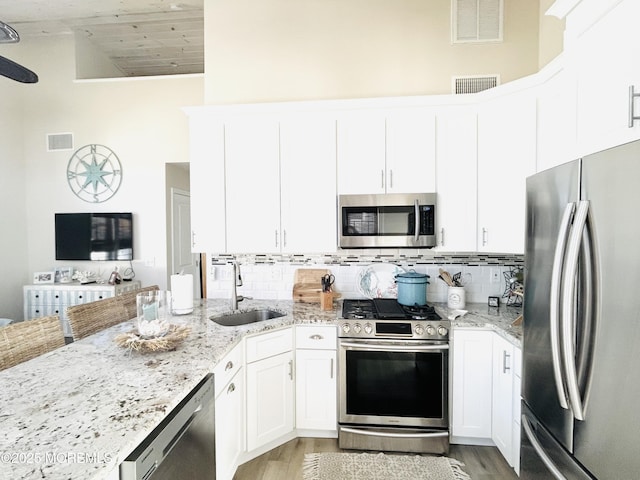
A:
[309, 334, 324, 340]
[225, 360, 234, 371]
[330, 358, 334, 379]
[288, 359, 294, 380]
[482, 228, 489, 246]
[227, 382, 236, 395]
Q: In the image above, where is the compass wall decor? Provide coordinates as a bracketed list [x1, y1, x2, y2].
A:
[66, 144, 122, 203]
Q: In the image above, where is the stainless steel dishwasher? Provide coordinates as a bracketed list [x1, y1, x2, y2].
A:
[120, 374, 215, 480]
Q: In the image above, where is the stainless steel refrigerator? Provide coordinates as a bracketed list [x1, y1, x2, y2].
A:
[522, 140, 640, 479]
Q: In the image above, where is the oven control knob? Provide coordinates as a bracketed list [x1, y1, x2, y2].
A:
[364, 323, 373, 335]
[437, 326, 448, 336]
[426, 325, 436, 336]
[414, 324, 425, 336]
[353, 323, 362, 334]
[342, 323, 351, 334]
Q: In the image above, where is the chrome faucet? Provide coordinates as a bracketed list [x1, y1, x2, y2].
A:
[231, 262, 244, 310]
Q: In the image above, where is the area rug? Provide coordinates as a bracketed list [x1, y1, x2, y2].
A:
[302, 452, 471, 480]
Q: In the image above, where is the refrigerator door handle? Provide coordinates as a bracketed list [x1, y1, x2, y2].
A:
[550, 202, 575, 410]
[522, 413, 569, 480]
[561, 200, 590, 421]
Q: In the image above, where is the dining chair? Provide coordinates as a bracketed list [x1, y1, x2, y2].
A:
[66, 285, 160, 341]
[66, 295, 128, 341]
[0, 315, 66, 371]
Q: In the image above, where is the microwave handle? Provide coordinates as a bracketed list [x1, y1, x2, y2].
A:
[414, 199, 420, 242]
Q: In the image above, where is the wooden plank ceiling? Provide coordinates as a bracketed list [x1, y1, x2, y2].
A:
[0, 0, 203, 77]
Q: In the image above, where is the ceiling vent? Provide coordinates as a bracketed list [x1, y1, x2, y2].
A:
[47, 133, 74, 152]
[453, 75, 500, 94]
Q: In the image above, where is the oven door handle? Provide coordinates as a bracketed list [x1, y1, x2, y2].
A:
[340, 341, 448, 352]
[340, 427, 449, 439]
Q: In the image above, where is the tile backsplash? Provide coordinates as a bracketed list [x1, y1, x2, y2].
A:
[205, 251, 523, 306]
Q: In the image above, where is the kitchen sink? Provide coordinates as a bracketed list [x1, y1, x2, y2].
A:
[210, 309, 286, 326]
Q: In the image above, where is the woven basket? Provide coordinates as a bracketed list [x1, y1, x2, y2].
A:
[0, 315, 65, 371]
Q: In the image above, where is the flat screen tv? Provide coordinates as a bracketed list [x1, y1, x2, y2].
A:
[55, 213, 133, 261]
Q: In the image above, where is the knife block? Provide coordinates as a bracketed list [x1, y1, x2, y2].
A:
[320, 292, 334, 311]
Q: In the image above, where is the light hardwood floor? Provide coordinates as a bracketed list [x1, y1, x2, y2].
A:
[233, 437, 519, 480]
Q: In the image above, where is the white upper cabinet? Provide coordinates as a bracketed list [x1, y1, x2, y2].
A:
[435, 107, 478, 251]
[224, 113, 338, 254]
[225, 117, 282, 253]
[188, 113, 226, 253]
[337, 109, 436, 194]
[477, 92, 536, 254]
[280, 114, 337, 253]
[385, 109, 437, 193]
[571, 0, 640, 156]
[536, 67, 578, 172]
[337, 112, 386, 194]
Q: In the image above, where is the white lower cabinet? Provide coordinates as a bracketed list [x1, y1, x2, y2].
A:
[214, 343, 244, 480]
[245, 328, 295, 452]
[295, 325, 337, 433]
[451, 329, 494, 440]
[492, 334, 515, 465]
[451, 328, 522, 472]
[512, 349, 522, 475]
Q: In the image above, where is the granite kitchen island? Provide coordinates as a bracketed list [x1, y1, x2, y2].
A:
[0, 299, 520, 480]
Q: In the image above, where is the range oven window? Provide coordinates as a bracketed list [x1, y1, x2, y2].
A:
[345, 349, 445, 420]
[342, 205, 434, 237]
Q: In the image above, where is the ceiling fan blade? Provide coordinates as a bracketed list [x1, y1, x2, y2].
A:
[0, 21, 20, 43]
[0, 55, 38, 83]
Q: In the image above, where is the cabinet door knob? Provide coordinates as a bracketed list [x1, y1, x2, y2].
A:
[225, 360, 234, 371]
[227, 382, 236, 395]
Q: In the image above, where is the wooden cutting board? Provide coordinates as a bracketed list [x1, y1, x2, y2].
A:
[293, 268, 329, 303]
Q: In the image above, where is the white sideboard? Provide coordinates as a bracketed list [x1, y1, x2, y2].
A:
[23, 281, 141, 338]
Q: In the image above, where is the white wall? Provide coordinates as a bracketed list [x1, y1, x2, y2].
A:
[204, 0, 542, 103]
[0, 70, 28, 320]
[0, 34, 204, 320]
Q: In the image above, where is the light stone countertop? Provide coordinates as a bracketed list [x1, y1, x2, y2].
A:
[0, 298, 519, 480]
[435, 302, 523, 347]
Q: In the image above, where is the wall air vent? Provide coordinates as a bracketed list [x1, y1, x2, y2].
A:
[452, 0, 503, 43]
[46, 133, 74, 152]
[453, 75, 500, 94]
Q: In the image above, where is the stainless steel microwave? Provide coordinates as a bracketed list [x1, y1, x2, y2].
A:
[338, 193, 437, 248]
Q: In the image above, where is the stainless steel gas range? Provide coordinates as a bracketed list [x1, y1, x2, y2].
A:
[338, 298, 450, 454]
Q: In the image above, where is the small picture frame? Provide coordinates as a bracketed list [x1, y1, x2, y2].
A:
[33, 271, 55, 284]
[488, 296, 500, 307]
[56, 266, 74, 283]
